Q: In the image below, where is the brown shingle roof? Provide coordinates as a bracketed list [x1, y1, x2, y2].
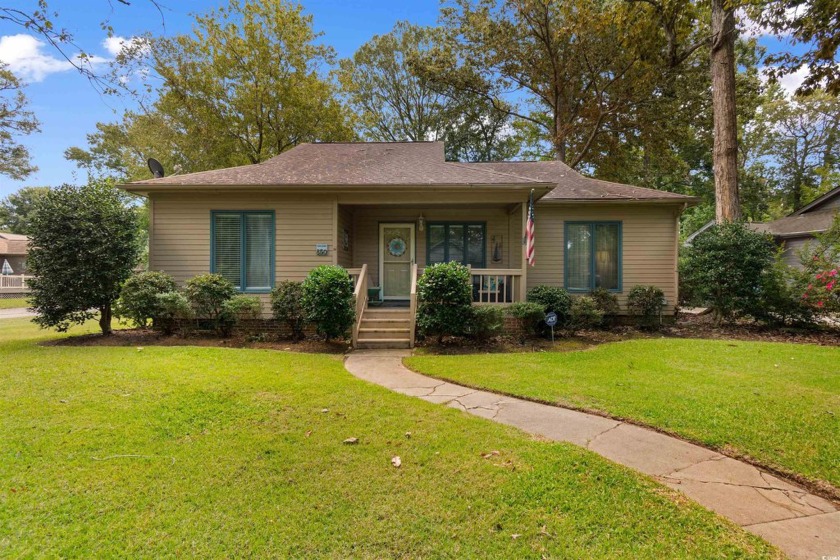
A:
[0, 232, 29, 255]
[130, 142, 546, 187]
[754, 208, 837, 238]
[126, 141, 696, 202]
[471, 161, 695, 202]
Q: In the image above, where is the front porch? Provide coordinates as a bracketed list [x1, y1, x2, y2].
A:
[338, 202, 530, 349]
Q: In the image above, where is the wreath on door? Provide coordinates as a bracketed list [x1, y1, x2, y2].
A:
[388, 236, 407, 257]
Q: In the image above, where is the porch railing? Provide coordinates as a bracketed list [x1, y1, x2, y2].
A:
[469, 268, 523, 304]
[0, 274, 33, 292]
[351, 264, 368, 349]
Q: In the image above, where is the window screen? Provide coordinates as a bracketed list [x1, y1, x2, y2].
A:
[212, 211, 274, 291]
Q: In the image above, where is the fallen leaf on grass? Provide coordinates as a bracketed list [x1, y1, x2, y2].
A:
[391, 456, 401, 468]
[482, 450, 501, 459]
[511, 533, 521, 539]
[343, 437, 358, 444]
[305, 430, 312, 438]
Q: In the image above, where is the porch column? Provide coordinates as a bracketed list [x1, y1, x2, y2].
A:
[520, 201, 528, 301]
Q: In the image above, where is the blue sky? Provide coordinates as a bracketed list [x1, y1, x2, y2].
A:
[0, 1, 809, 198]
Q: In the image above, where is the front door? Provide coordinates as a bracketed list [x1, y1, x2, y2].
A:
[380, 223, 415, 300]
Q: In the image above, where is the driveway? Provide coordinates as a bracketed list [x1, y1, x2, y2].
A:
[0, 308, 35, 319]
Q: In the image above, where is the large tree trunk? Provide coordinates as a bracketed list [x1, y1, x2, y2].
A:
[99, 303, 113, 335]
[710, 0, 741, 223]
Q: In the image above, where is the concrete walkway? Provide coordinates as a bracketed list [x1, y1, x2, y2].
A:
[0, 308, 34, 320]
[345, 349, 840, 560]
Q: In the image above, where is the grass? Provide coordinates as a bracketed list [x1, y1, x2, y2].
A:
[0, 297, 28, 309]
[406, 338, 840, 489]
[0, 319, 780, 558]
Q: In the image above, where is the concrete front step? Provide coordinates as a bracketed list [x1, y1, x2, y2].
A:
[356, 338, 412, 349]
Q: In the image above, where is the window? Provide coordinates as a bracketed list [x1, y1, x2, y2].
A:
[427, 222, 485, 268]
[211, 211, 274, 292]
[564, 222, 621, 292]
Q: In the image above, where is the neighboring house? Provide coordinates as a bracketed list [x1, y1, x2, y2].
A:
[122, 141, 697, 347]
[752, 185, 840, 268]
[684, 185, 840, 268]
[0, 232, 28, 275]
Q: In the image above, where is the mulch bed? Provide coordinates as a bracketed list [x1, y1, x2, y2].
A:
[47, 328, 349, 354]
[48, 312, 840, 354]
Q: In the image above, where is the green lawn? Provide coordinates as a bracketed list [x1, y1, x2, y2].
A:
[0, 319, 779, 558]
[406, 338, 840, 489]
[0, 297, 28, 309]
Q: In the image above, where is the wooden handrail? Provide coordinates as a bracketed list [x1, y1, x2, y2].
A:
[351, 264, 368, 348]
[408, 263, 418, 348]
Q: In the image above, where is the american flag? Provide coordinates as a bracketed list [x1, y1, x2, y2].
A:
[526, 189, 535, 266]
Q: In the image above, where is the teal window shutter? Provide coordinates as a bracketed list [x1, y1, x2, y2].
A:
[212, 211, 275, 292]
[564, 221, 622, 292]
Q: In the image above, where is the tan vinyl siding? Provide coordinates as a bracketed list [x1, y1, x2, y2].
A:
[348, 206, 519, 287]
[528, 204, 681, 314]
[150, 192, 336, 314]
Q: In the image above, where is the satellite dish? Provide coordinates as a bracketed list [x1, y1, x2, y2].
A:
[147, 158, 165, 178]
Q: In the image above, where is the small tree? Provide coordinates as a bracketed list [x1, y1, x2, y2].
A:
[301, 265, 355, 341]
[417, 262, 472, 343]
[27, 180, 141, 334]
[526, 285, 572, 328]
[680, 222, 776, 324]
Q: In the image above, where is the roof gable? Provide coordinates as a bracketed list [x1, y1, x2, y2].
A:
[792, 185, 840, 215]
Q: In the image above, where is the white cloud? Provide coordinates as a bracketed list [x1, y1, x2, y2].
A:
[0, 34, 72, 82]
[102, 35, 143, 57]
[0, 33, 109, 83]
[759, 65, 810, 97]
[776, 65, 810, 96]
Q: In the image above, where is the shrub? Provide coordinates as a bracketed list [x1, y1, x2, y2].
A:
[526, 285, 572, 325]
[680, 222, 776, 323]
[590, 287, 620, 322]
[115, 271, 177, 328]
[219, 295, 263, 337]
[505, 301, 546, 337]
[799, 214, 840, 315]
[467, 305, 504, 341]
[185, 273, 236, 323]
[301, 265, 355, 341]
[417, 262, 473, 342]
[26, 179, 142, 334]
[752, 251, 816, 326]
[154, 291, 193, 335]
[627, 285, 665, 329]
[569, 296, 604, 331]
[271, 281, 307, 340]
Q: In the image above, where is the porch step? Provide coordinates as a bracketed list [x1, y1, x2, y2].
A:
[363, 309, 411, 320]
[356, 338, 412, 349]
[360, 318, 411, 329]
[358, 327, 411, 340]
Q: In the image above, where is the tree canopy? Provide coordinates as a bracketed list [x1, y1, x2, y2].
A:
[67, 0, 355, 181]
[0, 64, 40, 180]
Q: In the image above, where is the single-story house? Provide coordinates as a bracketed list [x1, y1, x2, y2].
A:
[684, 185, 839, 268]
[752, 185, 839, 268]
[0, 232, 28, 275]
[122, 141, 697, 348]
